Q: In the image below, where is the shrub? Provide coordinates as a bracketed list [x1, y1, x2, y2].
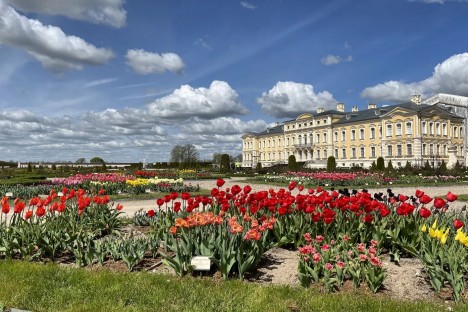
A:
[220, 154, 231, 173]
[327, 156, 337, 172]
[376, 157, 385, 171]
[288, 155, 298, 171]
[387, 160, 394, 171]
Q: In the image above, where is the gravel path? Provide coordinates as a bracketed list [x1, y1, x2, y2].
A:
[118, 177, 467, 216]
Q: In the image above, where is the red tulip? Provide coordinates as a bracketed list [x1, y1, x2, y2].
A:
[2, 203, 10, 214]
[174, 202, 181, 213]
[147, 209, 155, 217]
[36, 206, 46, 217]
[24, 210, 33, 219]
[297, 185, 304, 192]
[156, 198, 165, 207]
[419, 195, 432, 205]
[453, 219, 465, 229]
[243, 185, 252, 195]
[216, 178, 225, 188]
[446, 192, 458, 202]
[398, 194, 408, 202]
[288, 181, 297, 191]
[419, 207, 431, 218]
[433, 198, 446, 209]
[116, 204, 124, 211]
[415, 190, 424, 198]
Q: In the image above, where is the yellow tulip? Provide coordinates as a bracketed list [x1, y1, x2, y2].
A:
[429, 228, 436, 238]
[431, 219, 438, 229]
[421, 224, 427, 233]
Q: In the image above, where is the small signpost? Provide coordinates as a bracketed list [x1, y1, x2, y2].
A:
[5, 192, 13, 197]
[190, 256, 211, 271]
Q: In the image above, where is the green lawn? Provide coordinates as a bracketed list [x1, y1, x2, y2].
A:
[0, 261, 463, 312]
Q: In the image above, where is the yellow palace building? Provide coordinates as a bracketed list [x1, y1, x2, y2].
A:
[242, 94, 468, 169]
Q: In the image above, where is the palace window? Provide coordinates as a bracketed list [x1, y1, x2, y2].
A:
[422, 144, 426, 155]
[352, 148, 356, 158]
[351, 130, 356, 141]
[370, 127, 375, 139]
[342, 148, 346, 159]
[443, 124, 447, 136]
[387, 145, 393, 157]
[436, 123, 441, 135]
[360, 147, 365, 158]
[371, 146, 376, 158]
[360, 128, 365, 140]
[335, 149, 338, 158]
[323, 133, 328, 143]
[454, 126, 458, 138]
[429, 122, 434, 135]
[422, 122, 427, 135]
[341, 131, 346, 141]
[323, 150, 327, 158]
[316, 134, 320, 143]
[396, 124, 402, 136]
[397, 145, 402, 156]
[429, 144, 434, 155]
[334, 132, 338, 142]
[407, 144, 412, 156]
[386, 125, 392, 137]
[406, 122, 412, 135]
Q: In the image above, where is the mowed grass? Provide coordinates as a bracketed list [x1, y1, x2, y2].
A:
[0, 261, 464, 312]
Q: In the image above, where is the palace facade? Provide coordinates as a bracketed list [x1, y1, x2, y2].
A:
[242, 94, 467, 169]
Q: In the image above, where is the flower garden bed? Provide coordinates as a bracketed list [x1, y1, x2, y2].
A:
[1, 179, 468, 304]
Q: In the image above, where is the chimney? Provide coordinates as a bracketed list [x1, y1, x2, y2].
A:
[336, 102, 345, 112]
[351, 106, 359, 112]
[317, 107, 324, 114]
[411, 94, 421, 105]
[368, 103, 377, 109]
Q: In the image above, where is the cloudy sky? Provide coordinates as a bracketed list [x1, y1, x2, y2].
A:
[1, 0, 468, 163]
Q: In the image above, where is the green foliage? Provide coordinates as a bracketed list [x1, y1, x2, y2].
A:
[437, 160, 447, 175]
[404, 161, 412, 172]
[326, 156, 336, 172]
[27, 162, 32, 173]
[288, 155, 298, 171]
[387, 160, 394, 171]
[376, 157, 385, 171]
[423, 160, 432, 173]
[220, 154, 231, 173]
[370, 161, 377, 170]
[255, 162, 262, 172]
[90, 157, 105, 164]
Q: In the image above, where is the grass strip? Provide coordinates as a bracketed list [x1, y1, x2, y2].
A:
[0, 261, 463, 312]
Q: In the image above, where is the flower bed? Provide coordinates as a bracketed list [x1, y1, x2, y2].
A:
[1, 180, 468, 302]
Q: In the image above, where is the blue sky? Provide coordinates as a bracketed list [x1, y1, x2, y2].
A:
[1, 0, 468, 163]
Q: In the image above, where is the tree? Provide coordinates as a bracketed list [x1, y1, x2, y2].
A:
[212, 153, 222, 166]
[170, 144, 199, 165]
[327, 156, 336, 172]
[27, 162, 32, 173]
[404, 161, 412, 172]
[90, 157, 105, 164]
[423, 160, 432, 172]
[370, 161, 377, 170]
[376, 157, 385, 171]
[51, 163, 57, 170]
[288, 155, 298, 171]
[75, 158, 86, 164]
[255, 162, 262, 172]
[220, 154, 231, 173]
[387, 160, 394, 171]
[232, 154, 243, 162]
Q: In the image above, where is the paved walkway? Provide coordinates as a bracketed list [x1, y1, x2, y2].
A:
[117, 177, 467, 216]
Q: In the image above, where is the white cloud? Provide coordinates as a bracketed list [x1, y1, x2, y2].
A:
[240, 1, 257, 9]
[0, 3, 114, 71]
[84, 78, 118, 88]
[361, 53, 468, 102]
[147, 81, 248, 119]
[6, 0, 126, 28]
[126, 49, 185, 75]
[321, 54, 353, 65]
[257, 81, 336, 118]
